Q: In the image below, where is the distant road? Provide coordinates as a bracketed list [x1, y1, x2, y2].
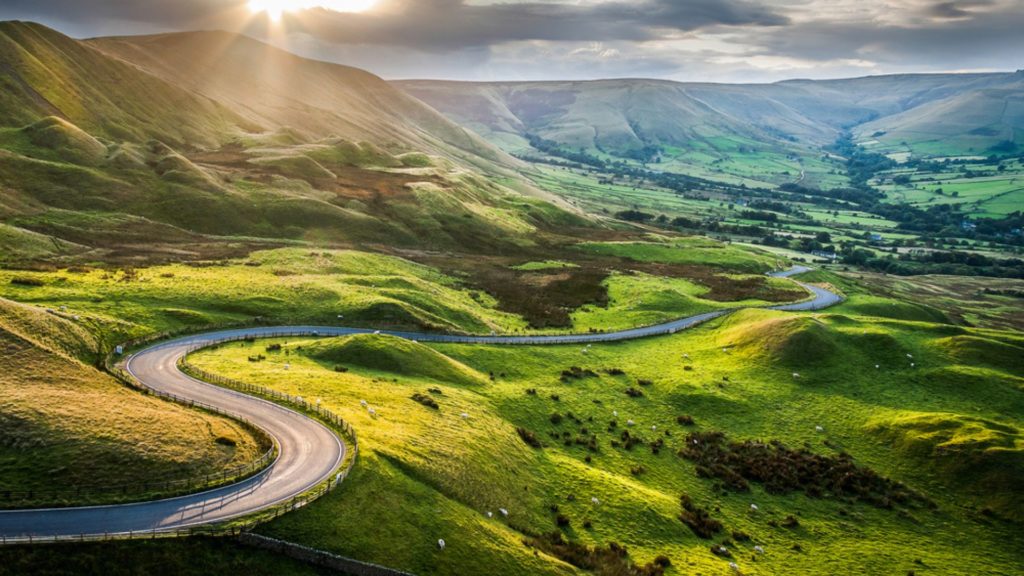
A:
[0, 266, 840, 540]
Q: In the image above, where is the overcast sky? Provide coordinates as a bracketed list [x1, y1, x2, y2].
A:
[3, 0, 1023, 82]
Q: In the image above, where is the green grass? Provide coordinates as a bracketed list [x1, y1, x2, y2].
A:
[0, 537, 328, 576]
[0, 297, 266, 506]
[188, 302, 1024, 575]
[578, 237, 786, 273]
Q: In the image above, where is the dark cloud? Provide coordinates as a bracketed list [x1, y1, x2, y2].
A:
[291, 0, 788, 50]
[1, 0, 1021, 81]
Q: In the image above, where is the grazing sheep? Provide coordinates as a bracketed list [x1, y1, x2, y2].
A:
[875, 364, 880, 369]
[499, 508, 509, 517]
[486, 511, 493, 518]
[591, 497, 600, 505]
[651, 425, 657, 432]
[815, 425, 824, 432]
[627, 419, 635, 427]
[754, 545, 765, 554]
[729, 562, 740, 573]
[374, 330, 381, 335]
[613, 410, 619, 417]
[683, 353, 690, 359]
[368, 407, 377, 417]
[438, 539, 445, 550]
[360, 399, 368, 407]
[911, 362, 915, 368]
[460, 413, 470, 419]
[792, 372, 800, 379]
[906, 353, 913, 359]
[750, 504, 759, 512]
[284, 363, 290, 370]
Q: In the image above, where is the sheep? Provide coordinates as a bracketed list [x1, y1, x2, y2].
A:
[729, 562, 740, 573]
[460, 412, 470, 419]
[284, 363, 290, 370]
[911, 362, 915, 368]
[651, 425, 657, 432]
[626, 419, 636, 427]
[754, 545, 765, 554]
[815, 425, 824, 432]
[486, 511, 493, 518]
[374, 330, 381, 335]
[368, 407, 377, 417]
[613, 410, 619, 417]
[792, 372, 801, 379]
[906, 353, 913, 359]
[438, 539, 445, 550]
[591, 497, 600, 505]
[875, 364, 880, 369]
[683, 353, 690, 359]
[750, 504, 759, 512]
[360, 399, 368, 407]
[499, 508, 509, 517]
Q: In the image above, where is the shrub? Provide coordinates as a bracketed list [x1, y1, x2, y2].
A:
[523, 532, 666, 576]
[556, 514, 571, 527]
[625, 387, 644, 398]
[334, 365, 349, 373]
[411, 393, 440, 410]
[9, 277, 44, 287]
[517, 427, 542, 448]
[550, 412, 565, 425]
[604, 368, 626, 376]
[677, 415, 696, 426]
[561, 366, 599, 382]
[526, 388, 537, 396]
[679, 494, 723, 539]
[637, 379, 653, 387]
[265, 343, 282, 352]
[214, 436, 237, 447]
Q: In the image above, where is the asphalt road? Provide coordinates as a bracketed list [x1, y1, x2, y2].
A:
[0, 266, 840, 540]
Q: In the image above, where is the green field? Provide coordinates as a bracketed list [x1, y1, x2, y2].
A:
[182, 292, 1024, 575]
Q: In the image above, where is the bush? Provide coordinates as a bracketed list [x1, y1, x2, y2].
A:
[517, 427, 543, 448]
[265, 343, 282, 352]
[625, 387, 644, 398]
[9, 277, 44, 287]
[334, 365, 349, 373]
[411, 393, 440, 410]
[523, 532, 666, 576]
[550, 412, 564, 425]
[679, 494, 723, 539]
[677, 415, 696, 426]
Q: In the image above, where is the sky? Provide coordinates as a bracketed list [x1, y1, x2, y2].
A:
[2, 0, 1023, 82]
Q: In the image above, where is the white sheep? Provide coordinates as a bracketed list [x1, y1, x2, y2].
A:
[438, 539, 445, 550]
[911, 362, 915, 367]
[368, 407, 377, 417]
[460, 412, 470, 419]
[499, 508, 509, 517]
[360, 399, 368, 407]
[613, 410, 618, 417]
[906, 353, 913, 359]
[750, 504, 759, 512]
[651, 425, 657, 432]
[284, 363, 290, 370]
[815, 425, 824, 432]
[486, 511, 493, 518]
[683, 353, 690, 359]
[591, 497, 600, 505]
[875, 364, 880, 369]
[754, 545, 765, 554]
[728, 562, 740, 573]
[792, 372, 800, 379]
[626, 419, 635, 427]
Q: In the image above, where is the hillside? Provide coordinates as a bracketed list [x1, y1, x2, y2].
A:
[0, 22, 582, 262]
[0, 297, 266, 506]
[397, 73, 1023, 185]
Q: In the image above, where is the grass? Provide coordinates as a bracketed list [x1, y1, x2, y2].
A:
[0, 297, 266, 506]
[578, 237, 786, 274]
[186, 299, 1024, 575]
[0, 537, 328, 576]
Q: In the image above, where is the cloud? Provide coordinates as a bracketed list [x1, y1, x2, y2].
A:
[1, 0, 1021, 82]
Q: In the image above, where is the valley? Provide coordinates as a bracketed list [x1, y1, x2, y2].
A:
[0, 15, 1021, 576]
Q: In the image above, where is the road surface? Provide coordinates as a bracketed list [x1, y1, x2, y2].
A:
[0, 266, 840, 540]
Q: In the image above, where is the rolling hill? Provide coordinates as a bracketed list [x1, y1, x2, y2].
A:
[0, 22, 582, 263]
[397, 72, 1024, 174]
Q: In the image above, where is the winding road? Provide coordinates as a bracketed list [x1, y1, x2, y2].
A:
[0, 266, 840, 541]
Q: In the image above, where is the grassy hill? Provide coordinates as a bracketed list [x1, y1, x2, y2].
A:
[397, 72, 1023, 187]
[0, 297, 267, 507]
[0, 22, 586, 262]
[186, 303, 1024, 575]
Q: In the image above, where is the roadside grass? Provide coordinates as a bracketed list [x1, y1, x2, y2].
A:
[188, 305, 1024, 576]
[0, 537, 328, 576]
[0, 298, 266, 506]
